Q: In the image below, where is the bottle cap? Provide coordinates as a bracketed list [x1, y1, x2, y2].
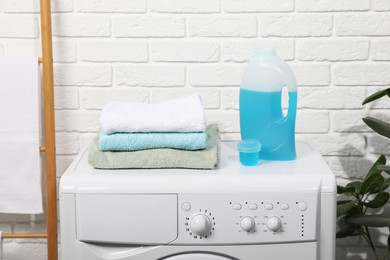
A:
[255, 48, 276, 58]
[238, 139, 261, 153]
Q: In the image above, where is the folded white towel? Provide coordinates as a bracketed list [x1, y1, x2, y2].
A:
[100, 94, 207, 134]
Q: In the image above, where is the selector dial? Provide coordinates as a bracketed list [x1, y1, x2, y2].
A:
[267, 216, 282, 232]
[240, 217, 256, 232]
[190, 214, 212, 236]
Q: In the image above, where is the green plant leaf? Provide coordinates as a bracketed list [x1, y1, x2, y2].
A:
[336, 226, 360, 238]
[360, 174, 384, 195]
[347, 214, 390, 227]
[337, 201, 356, 217]
[362, 88, 390, 105]
[363, 192, 390, 208]
[337, 185, 356, 195]
[360, 155, 387, 195]
[338, 200, 352, 205]
[379, 165, 390, 175]
[370, 179, 390, 194]
[338, 215, 352, 228]
[346, 181, 362, 195]
[366, 155, 387, 179]
[382, 179, 390, 190]
[363, 117, 390, 139]
[337, 216, 362, 238]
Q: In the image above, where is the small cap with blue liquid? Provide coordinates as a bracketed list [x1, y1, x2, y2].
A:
[237, 139, 261, 166]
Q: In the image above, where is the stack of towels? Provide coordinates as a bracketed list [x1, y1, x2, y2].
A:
[88, 94, 219, 169]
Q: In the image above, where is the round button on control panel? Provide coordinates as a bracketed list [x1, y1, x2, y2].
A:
[298, 202, 308, 211]
[190, 214, 212, 236]
[182, 202, 191, 212]
[240, 217, 256, 232]
[267, 216, 282, 232]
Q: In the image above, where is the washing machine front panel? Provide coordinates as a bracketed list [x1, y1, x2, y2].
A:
[73, 192, 318, 246]
[175, 192, 319, 245]
[75, 194, 178, 244]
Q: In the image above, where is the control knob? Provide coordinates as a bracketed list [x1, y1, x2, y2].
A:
[190, 214, 212, 236]
[267, 216, 282, 232]
[240, 217, 256, 232]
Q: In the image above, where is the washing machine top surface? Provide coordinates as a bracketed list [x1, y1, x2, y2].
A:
[60, 140, 335, 194]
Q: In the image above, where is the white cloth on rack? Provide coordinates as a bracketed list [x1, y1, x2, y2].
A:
[100, 93, 207, 134]
[0, 230, 2, 260]
[0, 57, 43, 214]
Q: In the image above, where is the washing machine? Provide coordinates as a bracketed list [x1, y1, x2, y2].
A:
[59, 140, 336, 260]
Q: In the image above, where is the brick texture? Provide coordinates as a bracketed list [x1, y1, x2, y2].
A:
[54, 65, 112, 86]
[223, 39, 295, 62]
[2, 1, 390, 259]
[333, 64, 390, 86]
[297, 39, 369, 61]
[80, 41, 148, 62]
[260, 15, 333, 37]
[114, 16, 186, 38]
[188, 65, 245, 86]
[151, 40, 220, 62]
[223, 0, 294, 13]
[150, 0, 220, 13]
[3, 0, 73, 13]
[0, 16, 38, 38]
[336, 14, 390, 36]
[52, 15, 111, 37]
[188, 16, 257, 37]
[77, 0, 146, 13]
[373, 0, 390, 11]
[297, 0, 370, 12]
[371, 39, 390, 61]
[116, 65, 185, 87]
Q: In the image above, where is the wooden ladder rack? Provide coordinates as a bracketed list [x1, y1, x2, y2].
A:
[1, 0, 58, 259]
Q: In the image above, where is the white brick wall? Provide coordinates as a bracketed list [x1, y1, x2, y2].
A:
[188, 16, 257, 37]
[80, 41, 148, 62]
[150, 0, 220, 13]
[223, 0, 294, 13]
[114, 16, 186, 38]
[297, 39, 369, 61]
[1, 0, 390, 259]
[151, 40, 220, 62]
[77, 0, 146, 13]
[260, 15, 333, 37]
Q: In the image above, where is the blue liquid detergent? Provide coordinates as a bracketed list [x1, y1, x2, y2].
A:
[239, 152, 259, 166]
[240, 89, 297, 161]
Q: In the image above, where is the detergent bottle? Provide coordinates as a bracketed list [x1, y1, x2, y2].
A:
[239, 48, 297, 161]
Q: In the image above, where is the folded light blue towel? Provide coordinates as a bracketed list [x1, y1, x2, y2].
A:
[99, 131, 208, 151]
[89, 124, 219, 169]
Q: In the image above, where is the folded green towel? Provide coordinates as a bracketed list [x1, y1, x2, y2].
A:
[88, 124, 220, 169]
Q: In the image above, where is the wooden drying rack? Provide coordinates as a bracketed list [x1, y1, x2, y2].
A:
[1, 0, 58, 259]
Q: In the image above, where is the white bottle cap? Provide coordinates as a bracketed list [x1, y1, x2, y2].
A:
[255, 48, 276, 58]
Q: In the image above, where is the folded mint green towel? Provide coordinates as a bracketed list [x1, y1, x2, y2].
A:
[99, 131, 207, 151]
[89, 124, 220, 169]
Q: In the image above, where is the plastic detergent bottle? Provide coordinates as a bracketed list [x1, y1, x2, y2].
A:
[239, 48, 297, 161]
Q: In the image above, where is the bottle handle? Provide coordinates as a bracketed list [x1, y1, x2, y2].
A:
[284, 88, 297, 124]
[286, 87, 297, 122]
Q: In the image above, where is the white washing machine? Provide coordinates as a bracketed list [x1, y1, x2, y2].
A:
[60, 141, 336, 260]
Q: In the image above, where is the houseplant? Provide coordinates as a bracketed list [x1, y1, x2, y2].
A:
[337, 88, 390, 260]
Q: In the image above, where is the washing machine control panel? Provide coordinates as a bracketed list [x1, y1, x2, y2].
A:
[175, 193, 319, 245]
